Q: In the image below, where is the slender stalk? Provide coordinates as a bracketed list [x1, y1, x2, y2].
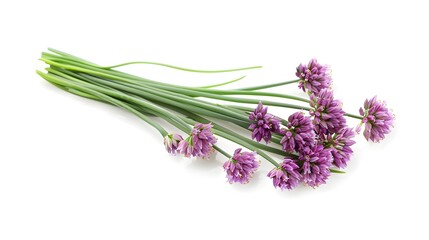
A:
[213, 145, 232, 159]
[345, 113, 363, 120]
[235, 79, 300, 91]
[330, 169, 346, 174]
[198, 75, 245, 88]
[47, 48, 262, 73]
[100, 61, 262, 73]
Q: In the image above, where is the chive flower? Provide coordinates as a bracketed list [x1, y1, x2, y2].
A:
[296, 59, 332, 94]
[249, 101, 280, 143]
[267, 159, 302, 190]
[223, 148, 259, 184]
[358, 96, 395, 142]
[320, 127, 356, 169]
[280, 112, 315, 153]
[163, 133, 184, 154]
[310, 89, 346, 135]
[299, 145, 333, 187]
[178, 123, 217, 158]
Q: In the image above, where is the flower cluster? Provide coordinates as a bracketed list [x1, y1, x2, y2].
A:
[296, 59, 332, 94]
[358, 96, 395, 142]
[268, 145, 333, 190]
[309, 89, 347, 135]
[267, 159, 301, 190]
[280, 112, 315, 152]
[249, 101, 280, 143]
[258, 60, 393, 190]
[177, 123, 217, 158]
[299, 145, 333, 187]
[320, 127, 355, 168]
[223, 148, 259, 184]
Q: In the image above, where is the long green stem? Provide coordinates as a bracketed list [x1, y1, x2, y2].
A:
[345, 113, 363, 120]
[46, 49, 262, 73]
[100, 61, 262, 73]
[235, 79, 300, 91]
[198, 75, 245, 88]
[212, 145, 232, 159]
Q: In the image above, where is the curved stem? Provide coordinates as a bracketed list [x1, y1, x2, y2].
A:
[47, 48, 262, 73]
[235, 79, 300, 91]
[198, 75, 245, 88]
[101, 61, 262, 73]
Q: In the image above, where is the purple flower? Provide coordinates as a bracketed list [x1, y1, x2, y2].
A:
[177, 123, 217, 158]
[296, 59, 332, 94]
[358, 96, 395, 142]
[223, 149, 259, 184]
[299, 144, 333, 187]
[280, 112, 315, 153]
[320, 127, 356, 169]
[267, 159, 302, 190]
[310, 89, 346, 135]
[249, 101, 281, 143]
[163, 133, 184, 154]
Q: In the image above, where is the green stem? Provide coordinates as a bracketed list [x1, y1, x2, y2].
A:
[47, 48, 262, 73]
[345, 113, 363, 120]
[213, 145, 232, 159]
[198, 75, 245, 88]
[101, 61, 262, 73]
[47, 48, 98, 66]
[235, 79, 300, 91]
[330, 169, 346, 174]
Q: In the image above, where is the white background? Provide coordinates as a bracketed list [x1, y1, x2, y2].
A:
[1, 0, 427, 239]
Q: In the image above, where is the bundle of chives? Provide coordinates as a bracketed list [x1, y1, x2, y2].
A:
[38, 49, 394, 190]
